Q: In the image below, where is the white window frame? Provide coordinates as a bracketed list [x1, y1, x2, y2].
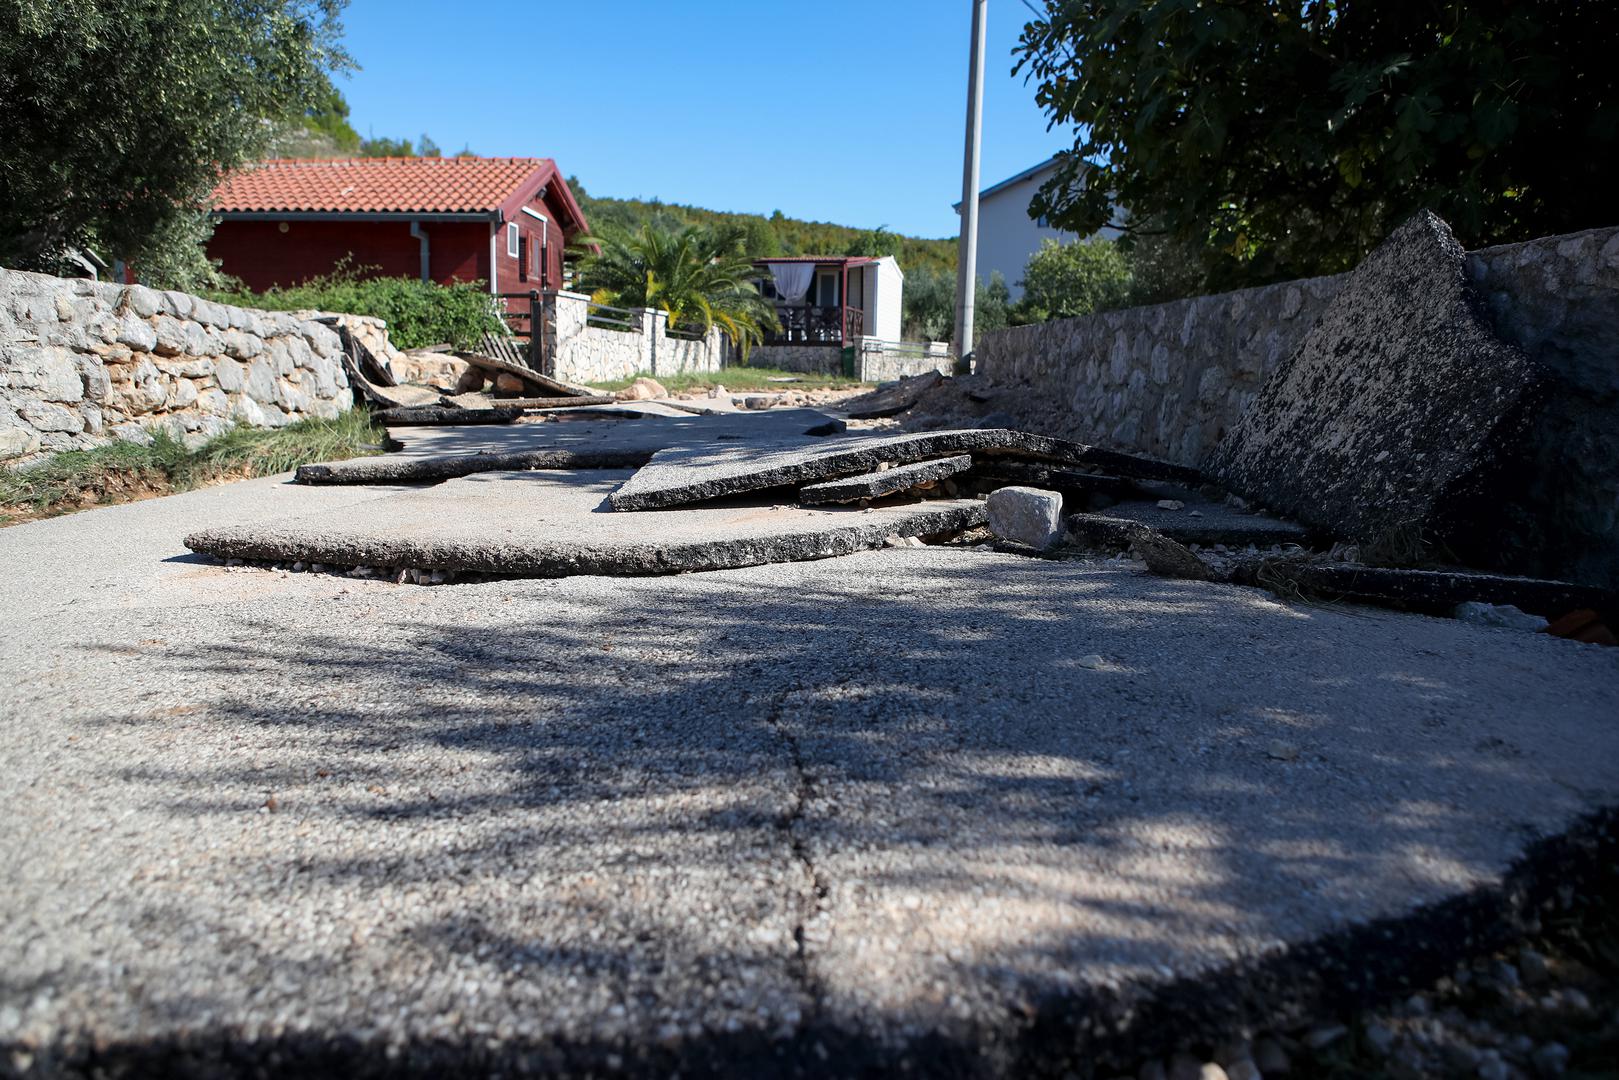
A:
[506, 222, 520, 258]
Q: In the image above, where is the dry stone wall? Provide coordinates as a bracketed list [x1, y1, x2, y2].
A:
[0, 266, 352, 461]
[546, 291, 724, 386]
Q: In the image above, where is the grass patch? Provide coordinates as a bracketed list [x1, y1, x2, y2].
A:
[587, 366, 870, 394]
[0, 409, 383, 524]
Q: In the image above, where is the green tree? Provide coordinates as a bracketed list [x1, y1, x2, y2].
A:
[0, 0, 350, 287]
[844, 226, 901, 259]
[1016, 0, 1619, 287]
[299, 84, 361, 152]
[901, 268, 1010, 344]
[360, 135, 415, 158]
[572, 222, 778, 357]
[1013, 237, 1132, 323]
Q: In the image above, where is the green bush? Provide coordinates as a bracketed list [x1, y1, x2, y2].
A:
[1012, 237, 1133, 324]
[207, 270, 503, 350]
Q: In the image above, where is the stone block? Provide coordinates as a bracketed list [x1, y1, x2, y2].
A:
[215, 357, 246, 393]
[0, 425, 41, 459]
[122, 285, 161, 318]
[161, 290, 194, 320]
[152, 314, 189, 356]
[74, 354, 110, 404]
[1207, 212, 1542, 549]
[986, 486, 1065, 551]
[114, 312, 158, 352]
[244, 359, 278, 404]
[20, 400, 84, 433]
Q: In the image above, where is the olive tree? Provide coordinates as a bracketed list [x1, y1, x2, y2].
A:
[0, 0, 351, 287]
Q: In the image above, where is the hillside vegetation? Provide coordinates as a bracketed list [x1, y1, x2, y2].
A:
[568, 178, 958, 277]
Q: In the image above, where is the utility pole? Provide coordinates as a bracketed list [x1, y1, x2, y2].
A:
[954, 0, 988, 370]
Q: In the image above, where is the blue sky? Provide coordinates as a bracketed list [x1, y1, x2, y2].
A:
[335, 0, 1073, 239]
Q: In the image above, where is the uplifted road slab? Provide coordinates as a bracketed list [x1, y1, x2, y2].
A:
[2, 493, 1617, 1076]
[1072, 500, 1314, 548]
[1207, 211, 1542, 549]
[611, 428, 1200, 511]
[186, 470, 985, 576]
[298, 408, 846, 484]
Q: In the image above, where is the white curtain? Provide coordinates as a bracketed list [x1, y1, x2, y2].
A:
[766, 262, 815, 305]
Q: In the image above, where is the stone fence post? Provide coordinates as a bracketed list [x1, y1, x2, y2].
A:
[644, 308, 665, 376]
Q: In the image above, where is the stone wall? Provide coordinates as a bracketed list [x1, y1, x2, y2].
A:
[1462, 227, 1619, 586]
[858, 339, 953, 383]
[973, 274, 1349, 466]
[0, 266, 352, 462]
[546, 291, 723, 385]
[970, 225, 1619, 587]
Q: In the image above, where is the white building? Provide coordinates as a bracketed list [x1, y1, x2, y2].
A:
[956, 157, 1119, 301]
[750, 255, 904, 344]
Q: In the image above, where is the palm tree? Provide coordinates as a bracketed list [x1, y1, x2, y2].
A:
[571, 222, 777, 358]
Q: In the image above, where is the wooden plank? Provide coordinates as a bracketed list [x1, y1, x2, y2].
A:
[451, 350, 599, 398]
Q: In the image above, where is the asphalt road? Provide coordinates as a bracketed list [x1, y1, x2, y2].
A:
[2, 475, 1617, 1077]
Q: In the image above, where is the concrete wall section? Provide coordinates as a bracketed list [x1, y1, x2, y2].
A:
[545, 291, 724, 385]
[749, 345, 844, 375]
[0, 267, 352, 462]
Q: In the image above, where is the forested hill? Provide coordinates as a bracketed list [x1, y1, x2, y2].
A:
[566, 178, 959, 276]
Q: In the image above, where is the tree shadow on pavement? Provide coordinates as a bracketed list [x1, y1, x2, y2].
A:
[10, 550, 1619, 1077]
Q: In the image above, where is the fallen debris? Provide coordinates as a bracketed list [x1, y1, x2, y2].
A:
[1454, 601, 1549, 633]
[186, 470, 986, 577]
[1128, 525, 1218, 582]
[440, 392, 617, 410]
[610, 428, 1200, 511]
[798, 455, 972, 506]
[372, 406, 522, 426]
[986, 486, 1065, 551]
[1207, 211, 1543, 552]
[840, 371, 944, 419]
[1232, 560, 1616, 620]
[615, 376, 668, 402]
[453, 350, 599, 399]
[296, 409, 849, 485]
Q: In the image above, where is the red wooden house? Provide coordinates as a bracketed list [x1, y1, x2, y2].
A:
[207, 157, 589, 299]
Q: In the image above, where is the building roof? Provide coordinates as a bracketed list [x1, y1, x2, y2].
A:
[953, 155, 1076, 211]
[212, 156, 570, 218]
[751, 256, 876, 266]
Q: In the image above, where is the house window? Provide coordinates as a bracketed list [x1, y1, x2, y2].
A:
[518, 235, 528, 283]
[507, 222, 520, 258]
[815, 270, 838, 308]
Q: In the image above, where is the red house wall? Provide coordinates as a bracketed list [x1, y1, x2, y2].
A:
[207, 219, 494, 293]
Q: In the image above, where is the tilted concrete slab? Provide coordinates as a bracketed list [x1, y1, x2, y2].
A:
[798, 455, 973, 506]
[1207, 212, 1543, 549]
[2, 489, 1617, 1075]
[185, 470, 986, 577]
[1071, 500, 1314, 548]
[297, 409, 847, 485]
[611, 429, 1201, 511]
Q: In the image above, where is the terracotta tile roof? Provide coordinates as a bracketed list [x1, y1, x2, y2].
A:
[212, 157, 554, 214]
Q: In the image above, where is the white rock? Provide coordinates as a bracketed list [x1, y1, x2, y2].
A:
[1156, 498, 1185, 510]
[986, 486, 1065, 551]
[1454, 601, 1548, 633]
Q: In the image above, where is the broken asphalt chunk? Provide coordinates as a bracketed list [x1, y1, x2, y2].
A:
[1206, 211, 1543, 551]
[798, 455, 972, 506]
[373, 406, 522, 426]
[609, 428, 1199, 511]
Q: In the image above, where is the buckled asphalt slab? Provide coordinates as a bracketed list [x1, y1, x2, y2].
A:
[798, 455, 974, 506]
[609, 429, 1201, 511]
[2, 480, 1617, 1076]
[1069, 500, 1314, 549]
[295, 408, 847, 484]
[184, 470, 986, 577]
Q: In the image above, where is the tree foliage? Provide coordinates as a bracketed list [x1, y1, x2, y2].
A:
[0, 0, 351, 286]
[1014, 237, 1133, 322]
[1016, 0, 1619, 287]
[901, 268, 1010, 344]
[572, 222, 778, 356]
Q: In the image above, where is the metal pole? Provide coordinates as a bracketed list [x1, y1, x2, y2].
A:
[954, 0, 988, 370]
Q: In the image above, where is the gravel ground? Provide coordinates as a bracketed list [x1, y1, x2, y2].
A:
[1, 475, 1617, 1077]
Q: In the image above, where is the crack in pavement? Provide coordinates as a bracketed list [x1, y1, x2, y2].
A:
[761, 682, 833, 1029]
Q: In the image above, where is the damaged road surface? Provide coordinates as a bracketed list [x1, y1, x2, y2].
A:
[3, 479, 1618, 1077]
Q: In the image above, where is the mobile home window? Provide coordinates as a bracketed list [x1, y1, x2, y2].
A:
[507, 222, 520, 258]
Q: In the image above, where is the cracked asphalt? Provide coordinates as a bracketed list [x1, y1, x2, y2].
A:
[2, 474, 1617, 1077]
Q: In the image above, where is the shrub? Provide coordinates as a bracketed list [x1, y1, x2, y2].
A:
[1012, 237, 1133, 324]
[207, 270, 502, 350]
